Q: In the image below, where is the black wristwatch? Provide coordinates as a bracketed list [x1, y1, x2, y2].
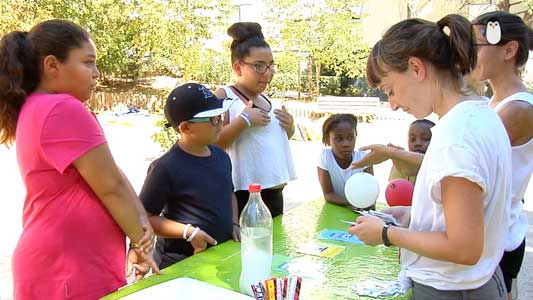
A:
[382, 223, 393, 247]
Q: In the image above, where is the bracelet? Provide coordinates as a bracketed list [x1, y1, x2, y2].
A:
[233, 222, 240, 227]
[183, 224, 192, 240]
[187, 227, 201, 242]
[129, 242, 140, 249]
[239, 112, 251, 127]
[382, 223, 393, 247]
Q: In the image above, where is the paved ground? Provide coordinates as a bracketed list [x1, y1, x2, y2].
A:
[0, 111, 532, 299]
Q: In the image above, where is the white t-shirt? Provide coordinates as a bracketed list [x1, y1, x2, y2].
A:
[401, 100, 512, 290]
[221, 86, 297, 191]
[317, 148, 368, 199]
[491, 92, 533, 251]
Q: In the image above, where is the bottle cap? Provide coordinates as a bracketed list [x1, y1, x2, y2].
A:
[248, 183, 261, 193]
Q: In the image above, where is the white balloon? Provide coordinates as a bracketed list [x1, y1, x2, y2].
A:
[344, 173, 380, 208]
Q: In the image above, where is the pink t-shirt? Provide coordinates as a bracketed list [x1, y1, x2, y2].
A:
[12, 93, 126, 299]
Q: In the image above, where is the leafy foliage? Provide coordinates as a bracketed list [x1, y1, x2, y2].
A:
[152, 117, 179, 152]
[264, 0, 370, 78]
[0, 0, 233, 80]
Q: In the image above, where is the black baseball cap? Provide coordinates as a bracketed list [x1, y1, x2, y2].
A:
[164, 83, 236, 128]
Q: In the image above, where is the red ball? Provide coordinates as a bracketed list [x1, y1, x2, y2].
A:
[385, 179, 414, 206]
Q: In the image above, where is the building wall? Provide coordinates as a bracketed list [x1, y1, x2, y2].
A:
[360, 0, 410, 46]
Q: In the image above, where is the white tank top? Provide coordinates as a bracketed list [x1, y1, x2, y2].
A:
[491, 92, 533, 251]
[221, 86, 297, 191]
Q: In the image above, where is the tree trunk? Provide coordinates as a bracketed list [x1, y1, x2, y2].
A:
[297, 60, 301, 101]
[308, 56, 313, 99]
[315, 63, 321, 97]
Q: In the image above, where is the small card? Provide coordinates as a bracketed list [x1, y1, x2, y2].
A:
[296, 240, 345, 258]
[318, 229, 364, 245]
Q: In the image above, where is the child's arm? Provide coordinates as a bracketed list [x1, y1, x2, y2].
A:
[213, 88, 271, 149]
[74, 144, 153, 250]
[148, 215, 218, 254]
[118, 168, 154, 251]
[317, 167, 350, 206]
[389, 148, 424, 177]
[74, 144, 161, 279]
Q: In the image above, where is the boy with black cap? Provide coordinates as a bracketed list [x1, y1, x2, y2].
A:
[139, 83, 240, 269]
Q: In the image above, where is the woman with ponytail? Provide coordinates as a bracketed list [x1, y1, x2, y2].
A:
[0, 20, 160, 299]
[348, 14, 510, 299]
[472, 11, 533, 299]
[213, 22, 296, 217]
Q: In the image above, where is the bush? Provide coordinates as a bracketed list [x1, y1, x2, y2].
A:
[151, 117, 179, 152]
[188, 48, 232, 85]
[268, 73, 300, 96]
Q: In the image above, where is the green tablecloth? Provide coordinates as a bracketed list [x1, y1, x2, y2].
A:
[103, 199, 409, 299]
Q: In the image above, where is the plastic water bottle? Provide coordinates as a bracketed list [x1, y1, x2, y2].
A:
[239, 183, 273, 296]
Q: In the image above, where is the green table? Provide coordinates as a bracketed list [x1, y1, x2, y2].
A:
[103, 200, 408, 299]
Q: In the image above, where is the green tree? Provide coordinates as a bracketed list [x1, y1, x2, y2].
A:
[0, 0, 233, 80]
[264, 0, 369, 97]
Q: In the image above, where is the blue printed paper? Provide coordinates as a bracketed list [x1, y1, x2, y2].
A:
[318, 229, 364, 245]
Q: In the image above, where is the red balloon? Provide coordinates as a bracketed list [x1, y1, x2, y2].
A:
[385, 179, 414, 206]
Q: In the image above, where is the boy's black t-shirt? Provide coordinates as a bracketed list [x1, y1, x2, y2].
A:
[140, 144, 233, 259]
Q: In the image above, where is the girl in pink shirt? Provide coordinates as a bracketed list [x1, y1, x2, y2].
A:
[0, 20, 159, 299]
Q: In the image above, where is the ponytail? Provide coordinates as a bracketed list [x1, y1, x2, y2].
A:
[437, 14, 476, 76]
[0, 31, 38, 146]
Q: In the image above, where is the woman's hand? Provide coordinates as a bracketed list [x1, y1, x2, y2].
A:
[382, 206, 411, 228]
[348, 215, 385, 246]
[126, 248, 162, 282]
[351, 144, 393, 169]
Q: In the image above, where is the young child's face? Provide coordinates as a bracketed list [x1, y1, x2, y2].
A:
[236, 47, 275, 94]
[187, 114, 224, 145]
[408, 123, 432, 153]
[329, 122, 356, 161]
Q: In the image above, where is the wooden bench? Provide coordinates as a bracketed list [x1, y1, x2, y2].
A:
[316, 96, 380, 114]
